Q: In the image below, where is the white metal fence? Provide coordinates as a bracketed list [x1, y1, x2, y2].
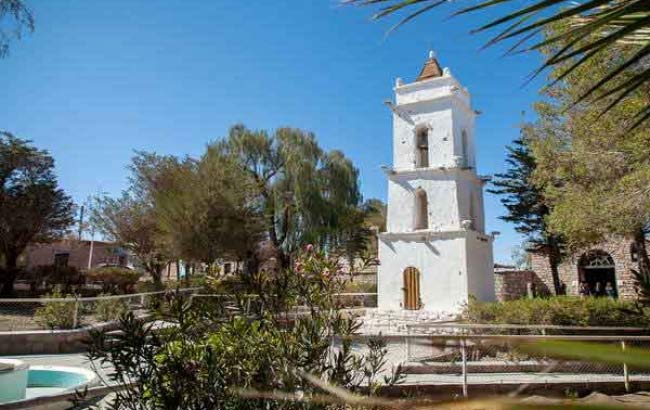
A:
[0, 288, 200, 331]
[0, 290, 376, 332]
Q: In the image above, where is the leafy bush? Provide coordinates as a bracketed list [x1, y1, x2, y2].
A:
[94, 294, 129, 322]
[35, 291, 76, 329]
[87, 248, 404, 409]
[86, 267, 141, 294]
[463, 296, 648, 327]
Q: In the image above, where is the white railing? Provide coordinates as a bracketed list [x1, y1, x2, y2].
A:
[0, 288, 201, 332]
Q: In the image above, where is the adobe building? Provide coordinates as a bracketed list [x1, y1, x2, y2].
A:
[24, 239, 132, 271]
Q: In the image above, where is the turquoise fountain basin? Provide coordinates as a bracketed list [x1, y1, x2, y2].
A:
[0, 359, 97, 405]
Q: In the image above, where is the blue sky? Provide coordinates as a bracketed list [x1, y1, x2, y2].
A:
[1, 1, 547, 263]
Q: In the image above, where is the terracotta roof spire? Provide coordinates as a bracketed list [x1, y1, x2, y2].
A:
[416, 50, 443, 81]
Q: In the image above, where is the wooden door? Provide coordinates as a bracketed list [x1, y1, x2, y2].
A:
[403, 267, 421, 310]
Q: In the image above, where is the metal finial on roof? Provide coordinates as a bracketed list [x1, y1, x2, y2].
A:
[428, 50, 435, 60]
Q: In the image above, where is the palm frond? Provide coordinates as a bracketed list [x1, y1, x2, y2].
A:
[345, 0, 650, 130]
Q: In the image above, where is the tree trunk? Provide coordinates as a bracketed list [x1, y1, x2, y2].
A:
[547, 237, 563, 295]
[148, 262, 163, 288]
[634, 229, 650, 277]
[1, 250, 19, 296]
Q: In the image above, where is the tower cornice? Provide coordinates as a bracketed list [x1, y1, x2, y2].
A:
[382, 166, 485, 184]
[379, 229, 493, 242]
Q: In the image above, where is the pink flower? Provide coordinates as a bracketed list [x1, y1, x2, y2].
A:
[305, 244, 314, 253]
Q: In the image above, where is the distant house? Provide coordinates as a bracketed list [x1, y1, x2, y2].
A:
[23, 239, 133, 271]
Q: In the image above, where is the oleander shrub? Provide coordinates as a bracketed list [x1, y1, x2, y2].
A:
[463, 296, 648, 327]
[86, 247, 404, 409]
[35, 290, 77, 329]
[94, 294, 129, 322]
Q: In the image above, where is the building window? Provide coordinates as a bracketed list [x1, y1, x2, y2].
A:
[224, 263, 232, 274]
[54, 253, 69, 268]
[415, 128, 429, 168]
[414, 189, 428, 230]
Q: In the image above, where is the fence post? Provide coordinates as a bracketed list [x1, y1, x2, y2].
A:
[140, 293, 145, 306]
[461, 337, 468, 398]
[72, 296, 79, 329]
[622, 340, 630, 392]
[405, 326, 411, 362]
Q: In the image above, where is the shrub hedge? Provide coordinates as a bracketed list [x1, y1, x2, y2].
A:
[463, 296, 649, 327]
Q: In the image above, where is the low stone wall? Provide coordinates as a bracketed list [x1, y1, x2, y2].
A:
[494, 269, 536, 301]
[0, 322, 116, 356]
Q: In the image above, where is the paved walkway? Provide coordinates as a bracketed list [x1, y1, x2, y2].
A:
[9, 353, 649, 388]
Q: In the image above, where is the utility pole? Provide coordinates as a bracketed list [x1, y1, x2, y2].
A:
[78, 205, 84, 241]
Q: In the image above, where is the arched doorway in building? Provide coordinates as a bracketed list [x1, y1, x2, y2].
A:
[579, 250, 617, 297]
[403, 266, 421, 310]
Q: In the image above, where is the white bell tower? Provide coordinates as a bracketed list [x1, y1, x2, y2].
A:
[377, 51, 495, 313]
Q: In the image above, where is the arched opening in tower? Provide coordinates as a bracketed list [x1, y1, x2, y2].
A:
[414, 188, 428, 230]
[416, 128, 429, 168]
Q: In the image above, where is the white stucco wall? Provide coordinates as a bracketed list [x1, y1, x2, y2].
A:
[466, 234, 496, 302]
[377, 234, 468, 312]
[386, 171, 485, 234]
[376, 59, 495, 314]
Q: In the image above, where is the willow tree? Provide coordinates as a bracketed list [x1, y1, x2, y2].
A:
[213, 124, 364, 269]
[529, 23, 650, 277]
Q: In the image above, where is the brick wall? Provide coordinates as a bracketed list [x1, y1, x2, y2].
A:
[528, 236, 638, 299]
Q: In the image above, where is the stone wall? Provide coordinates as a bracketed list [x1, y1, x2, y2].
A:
[529, 236, 638, 299]
[494, 270, 534, 301]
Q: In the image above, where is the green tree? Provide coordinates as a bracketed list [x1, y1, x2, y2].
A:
[347, 0, 650, 128]
[154, 145, 265, 269]
[214, 124, 364, 270]
[529, 24, 650, 277]
[92, 153, 176, 287]
[488, 134, 564, 294]
[0, 0, 34, 58]
[0, 132, 74, 295]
